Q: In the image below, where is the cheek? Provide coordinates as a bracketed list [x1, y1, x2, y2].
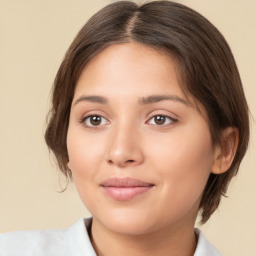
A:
[147, 125, 214, 210]
[67, 127, 105, 171]
[149, 128, 213, 175]
[66, 128, 105, 195]
[66, 129, 104, 212]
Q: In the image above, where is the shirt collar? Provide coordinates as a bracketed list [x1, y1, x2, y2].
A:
[67, 218, 222, 256]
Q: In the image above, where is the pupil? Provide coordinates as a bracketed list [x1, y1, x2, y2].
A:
[155, 115, 165, 125]
[91, 116, 101, 125]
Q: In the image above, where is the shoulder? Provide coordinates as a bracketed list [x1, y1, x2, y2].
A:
[0, 226, 69, 256]
[194, 228, 222, 256]
[0, 218, 96, 256]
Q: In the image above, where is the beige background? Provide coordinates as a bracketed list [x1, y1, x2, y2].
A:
[0, 0, 255, 255]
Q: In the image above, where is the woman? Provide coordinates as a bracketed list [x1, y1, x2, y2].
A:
[0, 1, 249, 255]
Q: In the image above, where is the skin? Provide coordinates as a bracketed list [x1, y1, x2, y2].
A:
[67, 43, 237, 256]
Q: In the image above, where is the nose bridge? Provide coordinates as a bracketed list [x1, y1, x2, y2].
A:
[107, 118, 144, 167]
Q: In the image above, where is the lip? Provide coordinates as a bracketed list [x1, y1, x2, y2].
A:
[100, 177, 155, 201]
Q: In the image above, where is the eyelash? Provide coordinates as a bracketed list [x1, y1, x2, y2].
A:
[147, 114, 178, 126]
[79, 115, 109, 128]
[79, 114, 178, 128]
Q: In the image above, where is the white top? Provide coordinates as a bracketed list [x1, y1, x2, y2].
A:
[0, 218, 222, 256]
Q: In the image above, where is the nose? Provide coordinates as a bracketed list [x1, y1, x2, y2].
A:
[106, 124, 144, 168]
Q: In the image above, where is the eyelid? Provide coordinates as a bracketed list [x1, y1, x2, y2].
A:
[79, 113, 110, 128]
[78, 109, 111, 122]
[146, 112, 179, 127]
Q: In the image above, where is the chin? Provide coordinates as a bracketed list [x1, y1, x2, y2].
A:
[93, 207, 170, 236]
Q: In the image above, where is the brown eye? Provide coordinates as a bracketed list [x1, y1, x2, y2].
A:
[83, 115, 108, 127]
[148, 115, 177, 126]
[154, 115, 166, 125]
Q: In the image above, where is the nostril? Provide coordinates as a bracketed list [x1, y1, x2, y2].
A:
[107, 159, 114, 164]
[126, 160, 135, 163]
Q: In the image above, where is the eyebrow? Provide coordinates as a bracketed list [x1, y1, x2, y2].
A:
[74, 95, 108, 105]
[73, 94, 188, 106]
[139, 94, 189, 106]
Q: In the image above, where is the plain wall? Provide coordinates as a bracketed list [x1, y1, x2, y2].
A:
[0, 0, 255, 255]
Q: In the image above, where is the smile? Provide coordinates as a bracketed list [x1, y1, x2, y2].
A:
[100, 177, 155, 201]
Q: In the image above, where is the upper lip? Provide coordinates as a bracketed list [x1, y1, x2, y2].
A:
[100, 177, 154, 187]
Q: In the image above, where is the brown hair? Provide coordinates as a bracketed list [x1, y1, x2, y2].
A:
[45, 1, 249, 223]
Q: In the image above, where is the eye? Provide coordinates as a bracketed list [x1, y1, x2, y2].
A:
[81, 115, 109, 127]
[147, 115, 177, 126]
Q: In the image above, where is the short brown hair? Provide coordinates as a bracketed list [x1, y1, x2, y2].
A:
[45, 1, 249, 223]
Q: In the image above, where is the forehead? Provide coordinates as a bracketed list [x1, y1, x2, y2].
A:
[75, 43, 204, 110]
[75, 42, 183, 96]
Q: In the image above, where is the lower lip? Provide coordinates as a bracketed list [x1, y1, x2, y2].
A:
[101, 186, 154, 201]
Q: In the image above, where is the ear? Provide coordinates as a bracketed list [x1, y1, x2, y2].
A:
[211, 127, 239, 174]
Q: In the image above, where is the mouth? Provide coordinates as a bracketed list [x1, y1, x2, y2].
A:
[100, 177, 155, 201]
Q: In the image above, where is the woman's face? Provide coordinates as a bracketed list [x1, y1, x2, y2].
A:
[67, 43, 218, 235]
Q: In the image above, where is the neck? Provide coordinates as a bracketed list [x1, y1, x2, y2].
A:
[90, 218, 197, 256]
